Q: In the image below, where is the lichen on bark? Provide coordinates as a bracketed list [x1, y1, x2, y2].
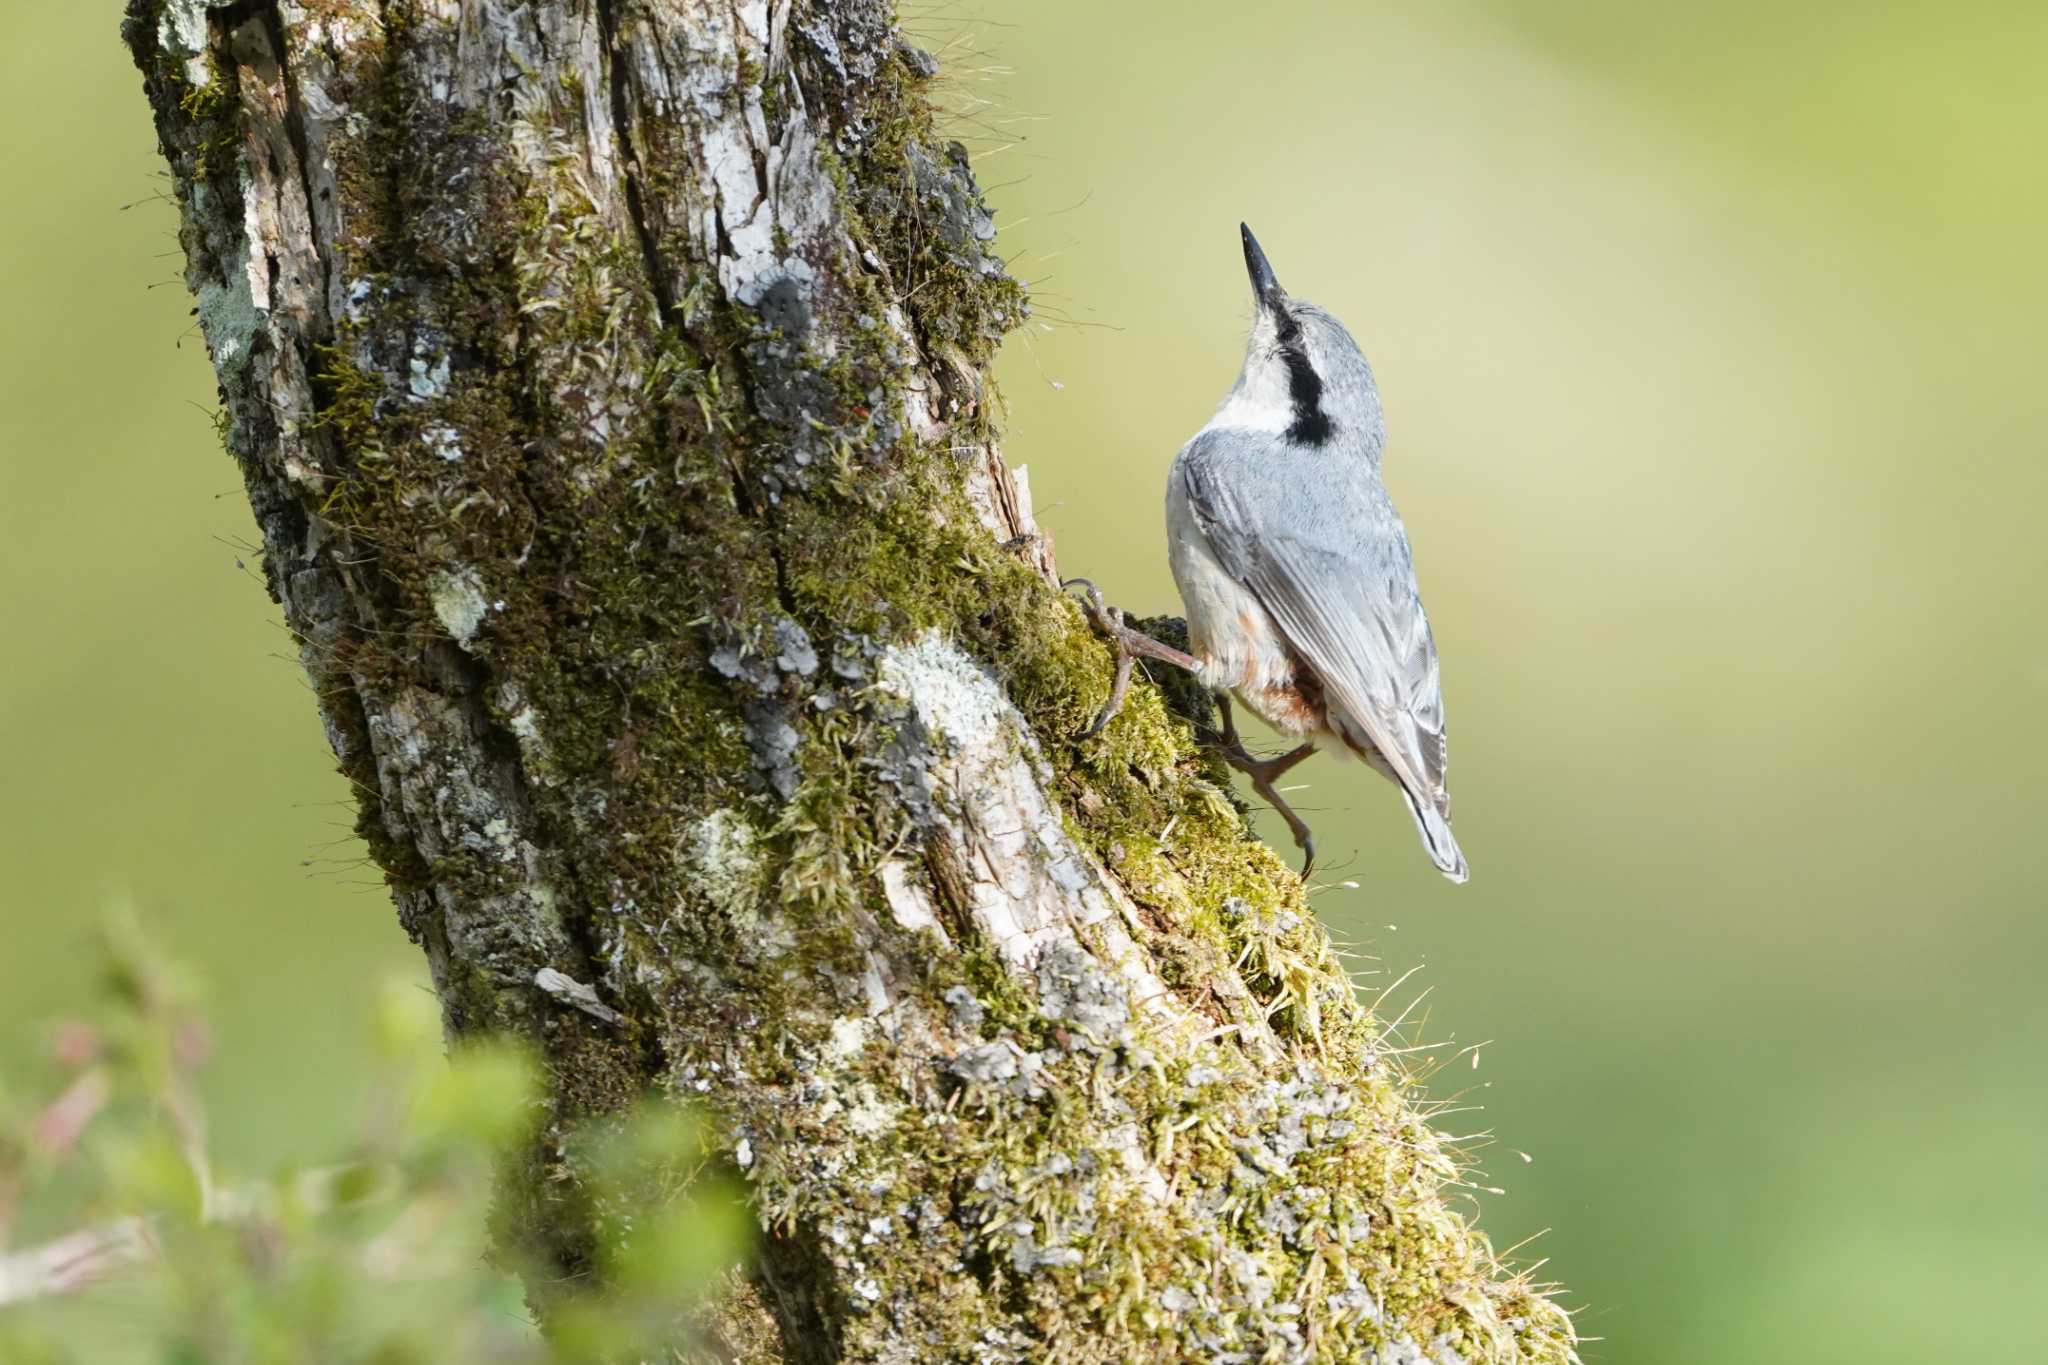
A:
[124, 1, 1580, 1360]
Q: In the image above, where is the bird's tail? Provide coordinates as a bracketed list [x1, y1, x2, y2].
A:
[1333, 725, 1471, 884]
[1404, 793, 1469, 884]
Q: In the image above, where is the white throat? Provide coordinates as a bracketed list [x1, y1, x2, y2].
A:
[1207, 362, 1294, 436]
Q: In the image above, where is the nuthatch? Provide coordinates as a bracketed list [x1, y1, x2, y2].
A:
[1071, 225, 1467, 883]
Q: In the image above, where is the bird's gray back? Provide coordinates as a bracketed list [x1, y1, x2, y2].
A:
[1171, 425, 1450, 816]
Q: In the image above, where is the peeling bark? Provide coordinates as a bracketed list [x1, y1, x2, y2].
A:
[125, 2, 1580, 1361]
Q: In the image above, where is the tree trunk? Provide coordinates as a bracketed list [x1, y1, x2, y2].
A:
[123, 2, 1578, 1360]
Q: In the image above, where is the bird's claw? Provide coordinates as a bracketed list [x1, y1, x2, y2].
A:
[1060, 577, 1118, 636]
[1063, 583, 1315, 876]
[1235, 749, 1319, 878]
[1062, 578, 1199, 738]
[1213, 696, 1319, 877]
[1078, 651, 1135, 740]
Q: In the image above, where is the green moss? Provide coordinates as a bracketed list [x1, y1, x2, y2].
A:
[170, 52, 238, 180]
[847, 61, 1028, 375]
[939, 942, 1051, 1043]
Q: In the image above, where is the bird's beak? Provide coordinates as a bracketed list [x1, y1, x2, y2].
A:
[1240, 223, 1286, 314]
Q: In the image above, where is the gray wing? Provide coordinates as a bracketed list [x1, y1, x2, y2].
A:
[1177, 433, 1454, 831]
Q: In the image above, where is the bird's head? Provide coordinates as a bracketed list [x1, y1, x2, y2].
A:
[1224, 224, 1385, 454]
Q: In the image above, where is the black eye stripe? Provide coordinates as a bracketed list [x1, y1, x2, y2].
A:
[1280, 345, 1319, 409]
[1277, 315, 1334, 446]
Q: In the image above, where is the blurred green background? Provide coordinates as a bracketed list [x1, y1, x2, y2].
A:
[4, 2, 2044, 1361]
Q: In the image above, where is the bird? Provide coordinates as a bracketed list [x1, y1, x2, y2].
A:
[1069, 224, 1467, 883]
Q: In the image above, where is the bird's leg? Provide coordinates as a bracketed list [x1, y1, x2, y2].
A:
[1212, 693, 1320, 876]
[1063, 578, 1201, 738]
[1213, 688, 1248, 752]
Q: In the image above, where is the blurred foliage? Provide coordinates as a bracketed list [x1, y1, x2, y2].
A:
[0, 912, 754, 1364]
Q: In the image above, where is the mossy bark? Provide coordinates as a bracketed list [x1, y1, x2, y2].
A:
[125, 2, 1580, 1361]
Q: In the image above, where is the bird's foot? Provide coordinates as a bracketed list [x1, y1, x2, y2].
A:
[1063, 586, 1316, 876]
[1063, 578, 1201, 738]
[1212, 696, 1319, 876]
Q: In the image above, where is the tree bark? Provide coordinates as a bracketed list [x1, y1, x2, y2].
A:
[124, 2, 1579, 1360]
